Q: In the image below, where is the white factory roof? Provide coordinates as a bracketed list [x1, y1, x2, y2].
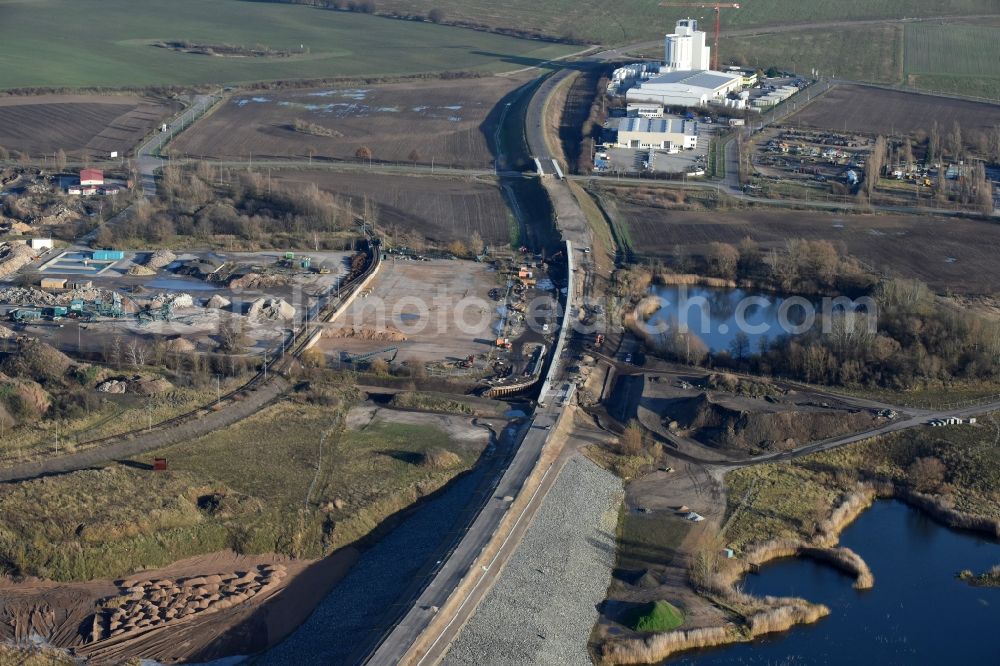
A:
[643, 70, 740, 90]
[616, 117, 694, 135]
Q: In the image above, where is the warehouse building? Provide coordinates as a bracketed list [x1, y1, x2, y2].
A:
[627, 70, 743, 108]
[614, 117, 699, 151]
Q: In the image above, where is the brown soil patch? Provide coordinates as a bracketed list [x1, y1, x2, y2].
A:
[173, 76, 527, 169]
[0, 94, 179, 159]
[273, 170, 513, 246]
[609, 203, 1000, 295]
[661, 393, 876, 453]
[790, 84, 1000, 136]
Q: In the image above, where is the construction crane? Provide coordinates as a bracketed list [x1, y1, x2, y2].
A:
[660, 2, 741, 71]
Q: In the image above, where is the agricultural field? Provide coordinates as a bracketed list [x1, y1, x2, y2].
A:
[363, 0, 999, 44]
[0, 95, 178, 160]
[598, 193, 1000, 294]
[271, 171, 515, 247]
[903, 20, 1000, 100]
[789, 84, 1000, 138]
[172, 77, 527, 168]
[720, 24, 902, 83]
[0, 0, 576, 90]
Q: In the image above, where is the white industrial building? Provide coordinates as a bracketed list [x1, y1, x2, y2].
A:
[627, 102, 664, 118]
[614, 117, 699, 151]
[664, 19, 711, 72]
[626, 70, 743, 108]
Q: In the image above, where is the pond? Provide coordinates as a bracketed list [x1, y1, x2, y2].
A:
[677, 501, 1000, 664]
[645, 286, 865, 354]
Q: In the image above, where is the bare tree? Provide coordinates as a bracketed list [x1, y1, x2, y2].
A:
[427, 7, 445, 23]
[355, 145, 373, 162]
[55, 149, 67, 173]
[948, 121, 963, 160]
[706, 242, 739, 280]
[109, 334, 123, 368]
[127, 340, 149, 368]
[864, 135, 887, 198]
[928, 121, 941, 164]
[408, 148, 421, 163]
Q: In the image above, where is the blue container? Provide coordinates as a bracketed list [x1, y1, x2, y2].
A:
[93, 250, 124, 261]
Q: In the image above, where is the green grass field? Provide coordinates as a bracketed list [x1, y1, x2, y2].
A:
[904, 21, 1000, 99]
[371, 0, 998, 44]
[0, 0, 576, 90]
[721, 24, 903, 83]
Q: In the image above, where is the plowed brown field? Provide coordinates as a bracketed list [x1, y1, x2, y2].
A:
[0, 95, 177, 159]
[173, 77, 526, 169]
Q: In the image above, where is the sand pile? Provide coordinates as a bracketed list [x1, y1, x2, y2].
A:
[248, 297, 295, 321]
[89, 565, 287, 643]
[206, 294, 232, 309]
[145, 249, 177, 270]
[324, 326, 407, 342]
[128, 265, 157, 277]
[0, 323, 15, 339]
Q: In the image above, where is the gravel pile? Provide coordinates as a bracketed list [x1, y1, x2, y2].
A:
[145, 249, 177, 270]
[443, 456, 623, 666]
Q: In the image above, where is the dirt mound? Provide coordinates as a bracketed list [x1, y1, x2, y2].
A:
[130, 378, 172, 396]
[419, 448, 461, 469]
[664, 393, 873, 453]
[127, 264, 156, 277]
[0, 243, 36, 278]
[205, 294, 231, 309]
[248, 297, 295, 321]
[145, 249, 177, 270]
[324, 326, 407, 342]
[1, 338, 73, 384]
[0, 324, 14, 339]
[229, 272, 289, 290]
[0, 372, 52, 423]
[165, 338, 196, 353]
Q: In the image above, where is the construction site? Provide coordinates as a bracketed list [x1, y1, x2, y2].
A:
[0, 245, 354, 357]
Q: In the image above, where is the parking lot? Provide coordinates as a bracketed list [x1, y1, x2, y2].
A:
[597, 124, 717, 176]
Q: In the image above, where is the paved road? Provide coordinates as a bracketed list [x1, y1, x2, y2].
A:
[135, 94, 217, 197]
[365, 412, 558, 664]
[0, 378, 288, 483]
